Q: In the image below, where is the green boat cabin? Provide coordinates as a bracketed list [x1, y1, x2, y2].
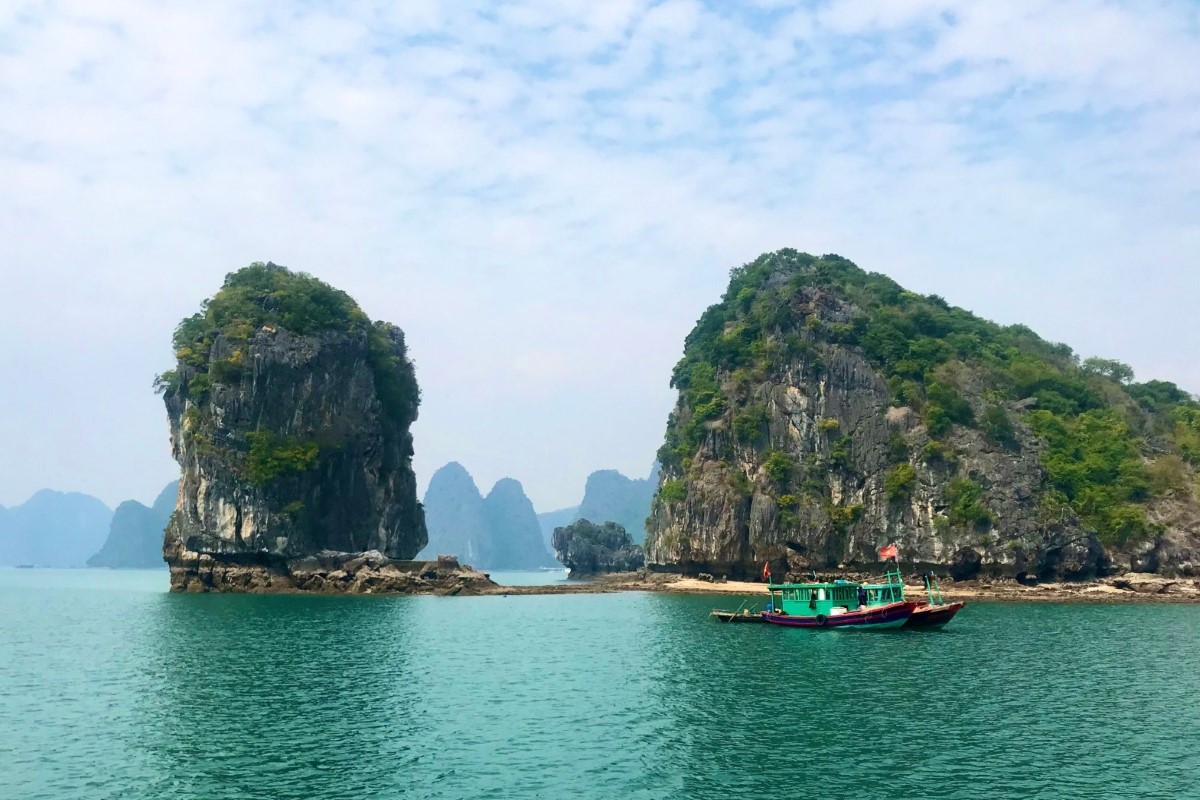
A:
[767, 570, 906, 617]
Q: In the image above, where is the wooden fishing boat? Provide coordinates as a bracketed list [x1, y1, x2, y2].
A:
[902, 574, 965, 628]
[710, 608, 765, 623]
[761, 577, 917, 630]
[762, 600, 917, 629]
[708, 548, 966, 630]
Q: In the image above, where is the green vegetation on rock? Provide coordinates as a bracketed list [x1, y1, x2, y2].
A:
[659, 479, 687, 503]
[944, 477, 993, 531]
[245, 432, 320, 486]
[160, 263, 419, 430]
[1031, 409, 1150, 544]
[884, 463, 917, 502]
[650, 249, 1200, 573]
[981, 404, 1017, 447]
[762, 450, 797, 485]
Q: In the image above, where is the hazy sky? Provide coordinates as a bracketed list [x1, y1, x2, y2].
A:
[2, 1, 1198, 512]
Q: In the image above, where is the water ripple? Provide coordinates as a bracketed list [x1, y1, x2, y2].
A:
[2, 570, 1199, 799]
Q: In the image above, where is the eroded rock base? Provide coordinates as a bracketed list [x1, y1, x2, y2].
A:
[168, 551, 497, 595]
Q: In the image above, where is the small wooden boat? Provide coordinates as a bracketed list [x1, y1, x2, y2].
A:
[762, 575, 918, 630]
[706, 557, 965, 630]
[901, 574, 964, 628]
[710, 608, 764, 623]
[903, 601, 965, 629]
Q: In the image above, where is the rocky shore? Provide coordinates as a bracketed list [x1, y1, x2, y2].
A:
[169, 551, 498, 595]
[487, 571, 1200, 602]
[168, 549, 1200, 603]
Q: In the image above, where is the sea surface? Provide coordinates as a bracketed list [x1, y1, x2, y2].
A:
[2, 568, 1199, 799]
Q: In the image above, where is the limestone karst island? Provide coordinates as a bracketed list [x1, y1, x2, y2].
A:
[646, 250, 1200, 585]
[156, 263, 490, 593]
[142, 253, 1200, 604]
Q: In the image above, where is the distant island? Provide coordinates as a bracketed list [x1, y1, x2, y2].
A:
[0, 481, 178, 569]
[418, 462, 659, 571]
[646, 250, 1200, 581]
[552, 519, 644, 577]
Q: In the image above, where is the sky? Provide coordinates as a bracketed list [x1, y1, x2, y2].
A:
[2, 0, 1199, 512]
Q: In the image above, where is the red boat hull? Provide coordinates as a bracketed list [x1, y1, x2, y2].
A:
[761, 600, 917, 629]
[902, 601, 965, 629]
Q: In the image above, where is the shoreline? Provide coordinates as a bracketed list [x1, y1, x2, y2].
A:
[490, 571, 1200, 604]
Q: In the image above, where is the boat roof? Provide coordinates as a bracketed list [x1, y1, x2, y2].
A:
[767, 577, 904, 590]
[766, 580, 863, 590]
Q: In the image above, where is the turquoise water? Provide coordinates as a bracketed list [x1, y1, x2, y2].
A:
[2, 569, 1199, 799]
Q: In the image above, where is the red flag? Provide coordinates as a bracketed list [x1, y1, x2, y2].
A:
[878, 543, 898, 560]
[761, 561, 772, 581]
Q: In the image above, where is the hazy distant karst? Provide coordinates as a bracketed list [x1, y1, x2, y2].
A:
[419, 463, 491, 564]
[552, 519, 644, 576]
[158, 263, 428, 591]
[536, 506, 579, 552]
[647, 250, 1200, 580]
[87, 482, 178, 568]
[420, 463, 557, 569]
[535, 465, 659, 550]
[578, 466, 659, 544]
[482, 478, 559, 569]
[0, 490, 111, 567]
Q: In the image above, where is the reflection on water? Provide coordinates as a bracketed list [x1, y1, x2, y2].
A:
[3, 570, 1200, 799]
[140, 594, 422, 799]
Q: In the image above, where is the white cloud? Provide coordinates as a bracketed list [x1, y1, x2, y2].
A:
[0, 0, 1198, 509]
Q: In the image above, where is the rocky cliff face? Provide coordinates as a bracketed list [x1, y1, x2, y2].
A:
[552, 519, 644, 576]
[420, 463, 557, 569]
[159, 263, 427, 591]
[647, 250, 1200, 580]
[88, 481, 178, 568]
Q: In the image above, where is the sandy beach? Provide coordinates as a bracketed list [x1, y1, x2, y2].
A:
[491, 571, 1200, 603]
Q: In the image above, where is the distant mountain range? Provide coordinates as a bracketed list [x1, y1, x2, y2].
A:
[418, 463, 557, 569]
[0, 482, 177, 568]
[0, 490, 112, 567]
[421, 462, 659, 570]
[2, 462, 660, 571]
